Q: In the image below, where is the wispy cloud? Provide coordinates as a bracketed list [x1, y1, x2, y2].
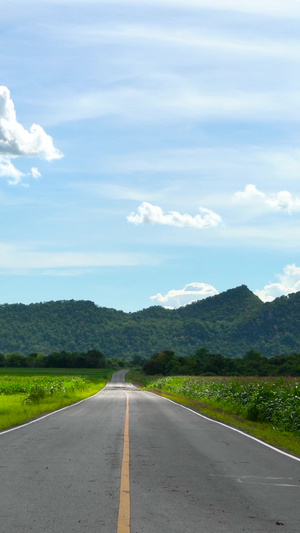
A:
[262, 150, 300, 181]
[36, 0, 300, 19]
[127, 202, 222, 228]
[74, 181, 182, 206]
[55, 23, 300, 60]
[47, 83, 300, 127]
[255, 264, 300, 302]
[0, 86, 62, 184]
[151, 282, 219, 308]
[101, 147, 300, 182]
[0, 242, 159, 271]
[76, 182, 155, 202]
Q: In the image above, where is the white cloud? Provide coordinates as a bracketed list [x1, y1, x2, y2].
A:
[255, 264, 300, 302]
[0, 86, 61, 160]
[0, 86, 62, 184]
[233, 184, 265, 202]
[151, 282, 219, 308]
[0, 159, 43, 185]
[233, 184, 300, 214]
[0, 158, 25, 185]
[266, 191, 300, 213]
[31, 167, 42, 179]
[127, 202, 222, 228]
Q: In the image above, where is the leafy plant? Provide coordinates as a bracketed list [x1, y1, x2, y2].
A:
[147, 376, 300, 433]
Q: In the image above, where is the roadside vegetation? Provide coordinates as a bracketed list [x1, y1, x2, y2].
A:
[135, 374, 300, 456]
[126, 364, 300, 456]
[147, 376, 299, 432]
[0, 368, 112, 431]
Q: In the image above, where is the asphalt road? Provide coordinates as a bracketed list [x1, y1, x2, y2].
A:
[0, 369, 299, 532]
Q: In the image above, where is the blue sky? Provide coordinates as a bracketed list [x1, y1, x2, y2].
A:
[1, 0, 300, 311]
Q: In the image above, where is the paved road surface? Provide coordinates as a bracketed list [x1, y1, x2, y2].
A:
[0, 369, 299, 532]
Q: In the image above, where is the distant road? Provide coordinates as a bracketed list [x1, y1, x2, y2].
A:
[1, 370, 299, 532]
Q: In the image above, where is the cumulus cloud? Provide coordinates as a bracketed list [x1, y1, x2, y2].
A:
[151, 282, 219, 308]
[234, 184, 265, 202]
[266, 191, 300, 212]
[127, 202, 222, 228]
[233, 184, 300, 213]
[255, 264, 300, 302]
[0, 86, 62, 184]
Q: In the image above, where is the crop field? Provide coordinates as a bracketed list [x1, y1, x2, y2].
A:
[148, 376, 300, 433]
[145, 375, 300, 456]
[0, 369, 111, 431]
[0, 374, 89, 398]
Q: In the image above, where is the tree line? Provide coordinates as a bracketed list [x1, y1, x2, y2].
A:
[141, 348, 300, 376]
[1, 347, 299, 376]
[0, 349, 124, 369]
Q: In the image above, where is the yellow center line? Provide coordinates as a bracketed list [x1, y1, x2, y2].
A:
[117, 391, 130, 533]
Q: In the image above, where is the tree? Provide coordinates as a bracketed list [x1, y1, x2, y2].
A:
[143, 350, 176, 375]
[242, 350, 268, 375]
[6, 353, 27, 367]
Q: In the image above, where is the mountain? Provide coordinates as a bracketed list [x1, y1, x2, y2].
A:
[0, 286, 300, 358]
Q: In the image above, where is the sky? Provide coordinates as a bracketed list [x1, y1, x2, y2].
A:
[1, 0, 300, 311]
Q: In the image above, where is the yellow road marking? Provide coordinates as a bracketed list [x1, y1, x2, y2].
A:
[117, 392, 130, 533]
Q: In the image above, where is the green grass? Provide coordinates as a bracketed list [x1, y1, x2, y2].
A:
[0, 368, 113, 431]
[126, 372, 300, 457]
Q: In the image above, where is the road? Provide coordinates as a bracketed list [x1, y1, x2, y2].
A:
[0, 369, 299, 532]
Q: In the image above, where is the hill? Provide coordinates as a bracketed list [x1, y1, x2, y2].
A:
[0, 285, 300, 358]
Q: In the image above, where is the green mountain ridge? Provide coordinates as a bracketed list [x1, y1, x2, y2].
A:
[0, 285, 299, 358]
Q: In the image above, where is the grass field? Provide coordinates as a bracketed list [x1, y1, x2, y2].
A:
[0, 368, 113, 431]
[126, 371, 300, 457]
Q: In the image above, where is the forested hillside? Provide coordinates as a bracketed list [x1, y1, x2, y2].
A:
[0, 285, 300, 358]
